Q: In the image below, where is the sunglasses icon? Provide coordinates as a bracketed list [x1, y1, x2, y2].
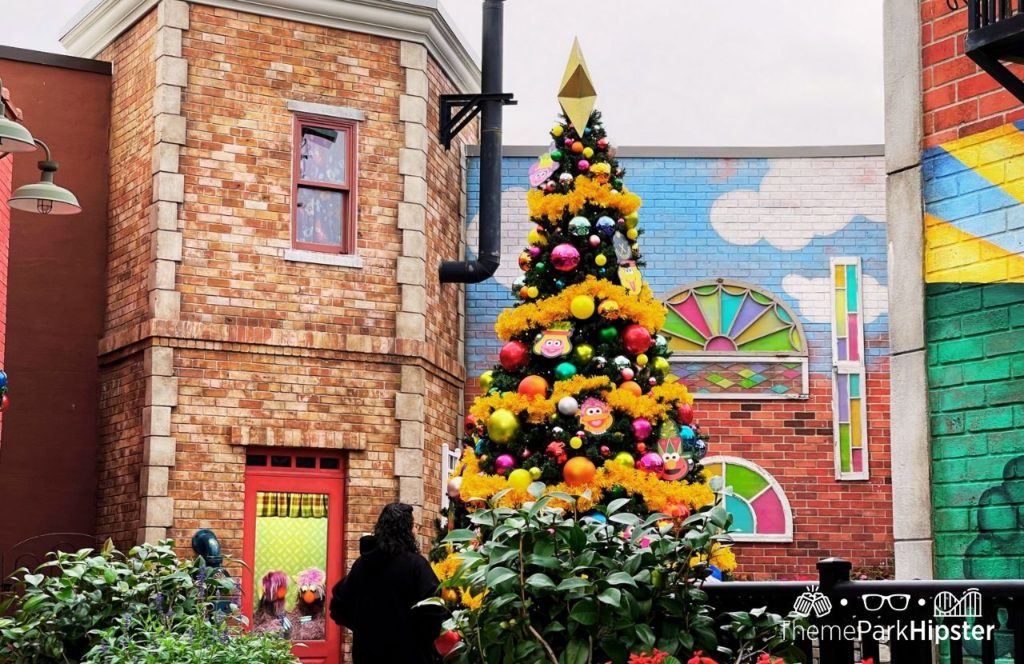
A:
[861, 594, 911, 612]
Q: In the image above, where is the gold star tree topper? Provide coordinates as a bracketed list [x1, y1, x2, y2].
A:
[558, 38, 597, 134]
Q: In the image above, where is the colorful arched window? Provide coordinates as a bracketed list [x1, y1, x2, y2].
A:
[703, 456, 793, 542]
[661, 279, 808, 399]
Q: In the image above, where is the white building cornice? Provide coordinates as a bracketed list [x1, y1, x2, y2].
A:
[61, 0, 481, 93]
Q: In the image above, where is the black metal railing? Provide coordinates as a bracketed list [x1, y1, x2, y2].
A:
[0, 532, 102, 593]
[969, 0, 1024, 29]
[706, 558, 1024, 663]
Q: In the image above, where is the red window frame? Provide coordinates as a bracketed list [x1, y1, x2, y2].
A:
[291, 115, 358, 254]
[242, 449, 347, 664]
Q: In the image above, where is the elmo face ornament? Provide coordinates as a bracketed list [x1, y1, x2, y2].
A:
[579, 397, 613, 435]
[656, 421, 690, 481]
[533, 325, 574, 358]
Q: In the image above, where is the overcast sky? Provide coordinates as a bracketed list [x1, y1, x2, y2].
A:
[0, 0, 883, 147]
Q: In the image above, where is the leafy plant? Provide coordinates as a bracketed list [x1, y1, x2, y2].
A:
[716, 608, 807, 663]
[0, 539, 295, 664]
[427, 488, 736, 664]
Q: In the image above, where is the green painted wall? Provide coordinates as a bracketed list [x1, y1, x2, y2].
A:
[927, 282, 1024, 580]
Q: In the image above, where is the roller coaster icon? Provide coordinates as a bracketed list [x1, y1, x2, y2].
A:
[933, 588, 982, 619]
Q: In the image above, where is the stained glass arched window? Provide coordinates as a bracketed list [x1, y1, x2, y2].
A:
[703, 456, 793, 542]
[661, 280, 808, 399]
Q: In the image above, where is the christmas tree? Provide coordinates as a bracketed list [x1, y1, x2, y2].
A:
[447, 40, 713, 523]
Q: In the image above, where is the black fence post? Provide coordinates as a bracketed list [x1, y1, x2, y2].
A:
[817, 558, 856, 663]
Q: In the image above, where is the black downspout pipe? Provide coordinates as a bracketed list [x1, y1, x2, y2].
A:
[439, 0, 504, 283]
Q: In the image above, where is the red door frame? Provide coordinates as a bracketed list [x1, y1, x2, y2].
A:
[242, 450, 346, 664]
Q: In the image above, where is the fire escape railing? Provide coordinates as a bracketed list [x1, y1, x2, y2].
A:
[966, 0, 1024, 103]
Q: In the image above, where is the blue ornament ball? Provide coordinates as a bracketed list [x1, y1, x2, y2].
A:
[0, 371, 8, 389]
[680, 425, 697, 445]
[555, 279, 566, 289]
[583, 127, 592, 136]
[595, 216, 616, 237]
[583, 511, 607, 524]
[694, 439, 708, 459]
[709, 565, 723, 580]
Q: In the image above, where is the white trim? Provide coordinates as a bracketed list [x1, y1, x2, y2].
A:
[703, 455, 794, 544]
[283, 248, 363, 268]
[669, 356, 809, 401]
[61, 0, 481, 93]
[830, 257, 870, 481]
[286, 100, 365, 122]
[468, 144, 886, 159]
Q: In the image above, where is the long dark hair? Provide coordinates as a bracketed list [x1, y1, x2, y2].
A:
[373, 502, 417, 556]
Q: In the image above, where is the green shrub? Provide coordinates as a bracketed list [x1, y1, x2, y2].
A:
[0, 540, 296, 664]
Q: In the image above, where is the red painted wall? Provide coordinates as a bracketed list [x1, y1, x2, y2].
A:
[0, 49, 110, 568]
[922, 0, 1024, 146]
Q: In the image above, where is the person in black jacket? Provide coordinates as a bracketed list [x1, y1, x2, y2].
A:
[329, 502, 446, 663]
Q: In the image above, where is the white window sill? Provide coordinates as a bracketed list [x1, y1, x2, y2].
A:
[284, 249, 364, 268]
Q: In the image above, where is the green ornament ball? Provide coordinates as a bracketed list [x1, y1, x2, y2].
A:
[554, 362, 578, 380]
[550, 149, 563, 160]
[599, 326, 618, 342]
[613, 178, 623, 189]
[534, 262, 547, 274]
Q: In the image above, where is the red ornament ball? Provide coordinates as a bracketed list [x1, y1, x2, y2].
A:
[499, 341, 530, 370]
[1, 394, 8, 412]
[600, 445, 611, 457]
[677, 402, 695, 425]
[597, 138, 609, 149]
[636, 443, 646, 454]
[622, 324, 654, 354]
[563, 456, 597, 486]
[464, 414, 477, 432]
[435, 631, 462, 657]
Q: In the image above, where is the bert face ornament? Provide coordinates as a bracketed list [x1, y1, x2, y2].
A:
[617, 261, 643, 295]
[579, 397, 613, 435]
[533, 324, 574, 359]
[656, 420, 689, 481]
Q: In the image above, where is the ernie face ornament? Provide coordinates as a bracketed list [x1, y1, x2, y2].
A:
[533, 326, 574, 358]
[579, 397, 613, 435]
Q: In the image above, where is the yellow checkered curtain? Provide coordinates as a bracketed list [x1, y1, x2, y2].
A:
[255, 492, 328, 518]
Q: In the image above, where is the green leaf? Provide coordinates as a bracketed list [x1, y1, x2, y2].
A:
[525, 573, 556, 591]
[634, 623, 656, 649]
[597, 587, 622, 608]
[526, 554, 561, 570]
[556, 577, 590, 592]
[22, 574, 44, 587]
[609, 512, 641, 526]
[564, 637, 589, 664]
[547, 491, 576, 506]
[444, 529, 478, 543]
[485, 567, 517, 588]
[527, 482, 547, 499]
[605, 572, 637, 587]
[569, 599, 599, 626]
[606, 497, 631, 515]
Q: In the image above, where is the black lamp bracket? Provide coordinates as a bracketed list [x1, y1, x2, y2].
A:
[438, 92, 516, 150]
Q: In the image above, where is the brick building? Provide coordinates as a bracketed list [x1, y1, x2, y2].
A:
[884, 0, 1024, 595]
[465, 147, 892, 578]
[60, 1, 477, 659]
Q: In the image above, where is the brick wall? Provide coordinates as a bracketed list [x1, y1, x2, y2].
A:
[927, 282, 1024, 578]
[466, 152, 892, 578]
[97, 355, 145, 547]
[94, 1, 470, 579]
[922, 0, 1024, 147]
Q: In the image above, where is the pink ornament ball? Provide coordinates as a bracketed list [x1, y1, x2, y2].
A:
[632, 418, 652, 441]
[495, 454, 516, 475]
[521, 448, 532, 459]
[578, 159, 590, 171]
[648, 377, 658, 386]
[621, 368, 635, 381]
[550, 243, 581, 272]
[597, 138, 609, 149]
[677, 402, 695, 425]
[446, 476, 462, 499]
[600, 445, 611, 457]
[528, 245, 542, 259]
[564, 138, 574, 147]
[636, 452, 664, 475]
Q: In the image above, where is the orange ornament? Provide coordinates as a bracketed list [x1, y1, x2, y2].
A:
[563, 456, 597, 486]
[518, 375, 549, 398]
[619, 381, 643, 396]
[571, 141, 584, 154]
[665, 502, 691, 520]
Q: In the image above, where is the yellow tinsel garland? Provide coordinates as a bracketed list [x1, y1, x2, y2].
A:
[495, 277, 666, 341]
[452, 449, 714, 513]
[527, 175, 642, 222]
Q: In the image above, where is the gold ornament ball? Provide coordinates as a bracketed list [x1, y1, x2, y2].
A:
[570, 295, 596, 319]
[528, 229, 547, 246]
[552, 125, 564, 137]
[569, 436, 583, 449]
[529, 466, 542, 480]
[626, 228, 639, 241]
[575, 344, 594, 363]
[614, 451, 634, 467]
[625, 212, 640, 228]
[479, 370, 494, 391]
[527, 286, 539, 299]
[595, 254, 608, 267]
[487, 408, 520, 444]
[637, 354, 649, 366]
[508, 468, 532, 492]
[598, 300, 620, 318]
[583, 146, 594, 158]
[653, 357, 670, 374]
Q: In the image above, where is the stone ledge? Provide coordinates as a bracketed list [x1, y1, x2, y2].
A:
[286, 100, 366, 122]
[284, 248, 364, 268]
[230, 426, 367, 450]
